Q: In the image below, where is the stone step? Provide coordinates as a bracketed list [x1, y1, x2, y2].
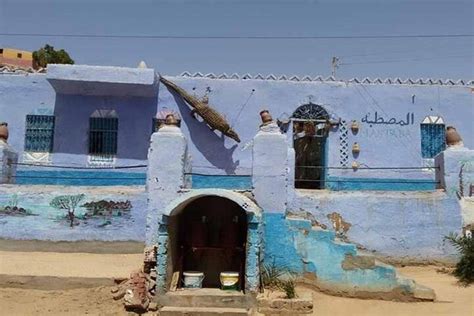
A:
[160, 306, 251, 316]
[156, 289, 256, 309]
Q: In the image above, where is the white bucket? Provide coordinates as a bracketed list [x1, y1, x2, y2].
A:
[183, 271, 205, 289]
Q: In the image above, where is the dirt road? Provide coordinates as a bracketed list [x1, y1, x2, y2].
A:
[0, 250, 472, 315]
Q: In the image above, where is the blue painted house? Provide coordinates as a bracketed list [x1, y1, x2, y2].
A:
[0, 64, 473, 299]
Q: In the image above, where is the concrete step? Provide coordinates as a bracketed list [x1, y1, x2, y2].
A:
[156, 289, 256, 309]
[160, 306, 251, 316]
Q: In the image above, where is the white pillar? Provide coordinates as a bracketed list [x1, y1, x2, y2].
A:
[146, 125, 189, 245]
[0, 140, 18, 184]
[252, 122, 291, 212]
[435, 147, 474, 197]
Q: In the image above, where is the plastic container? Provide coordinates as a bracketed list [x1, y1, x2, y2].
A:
[220, 271, 239, 290]
[183, 271, 205, 289]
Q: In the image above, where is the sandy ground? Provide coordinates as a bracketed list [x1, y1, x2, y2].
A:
[0, 251, 142, 279]
[0, 251, 472, 316]
[310, 266, 473, 316]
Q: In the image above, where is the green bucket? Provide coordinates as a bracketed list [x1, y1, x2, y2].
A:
[220, 271, 239, 291]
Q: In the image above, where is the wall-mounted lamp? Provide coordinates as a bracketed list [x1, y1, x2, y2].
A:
[350, 120, 359, 134]
[352, 142, 361, 155]
[352, 161, 360, 170]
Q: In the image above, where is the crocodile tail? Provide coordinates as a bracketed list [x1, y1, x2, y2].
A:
[159, 76, 200, 108]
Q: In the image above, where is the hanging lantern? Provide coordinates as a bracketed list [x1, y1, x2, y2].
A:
[351, 120, 359, 134]
[352, 142, 361, 155]
[352, 161, 360, 170]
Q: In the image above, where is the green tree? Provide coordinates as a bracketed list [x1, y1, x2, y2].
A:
[33, 44, 74, 68]
[50, 194, 85, 227]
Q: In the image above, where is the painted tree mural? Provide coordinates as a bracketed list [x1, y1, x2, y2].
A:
[50, 194, 85, 227]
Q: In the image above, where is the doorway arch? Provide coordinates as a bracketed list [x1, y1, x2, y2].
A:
[157, 189, 262, 293]
[292, 103, 330, 189]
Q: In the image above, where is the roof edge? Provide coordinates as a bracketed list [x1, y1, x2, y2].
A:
[179, 71, 474, 86]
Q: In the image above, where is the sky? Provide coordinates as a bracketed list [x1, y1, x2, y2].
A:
[0, 0, 473, 80]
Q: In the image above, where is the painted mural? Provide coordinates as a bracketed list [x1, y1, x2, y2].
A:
[0, 186, 146, 241]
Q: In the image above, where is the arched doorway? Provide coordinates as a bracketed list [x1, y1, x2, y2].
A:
[158, 189, 263, 293]
[292, 103, 329, 189]
[169, 196, 247, 289]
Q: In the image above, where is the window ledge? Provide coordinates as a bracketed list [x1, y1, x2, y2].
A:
[23, 152, 52, 165]
[87, 154, 116, 167]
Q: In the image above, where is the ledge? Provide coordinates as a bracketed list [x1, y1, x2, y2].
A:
[46, 64, 159, 97]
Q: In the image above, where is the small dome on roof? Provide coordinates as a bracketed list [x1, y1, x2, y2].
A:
[137, 61, 148, 69]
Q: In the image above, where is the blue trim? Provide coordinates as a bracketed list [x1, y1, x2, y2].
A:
[191, 175, 252, 190]
[15, 170, 252, 189]
[326, 176, 436, 191]
[16, 170, 146, 186]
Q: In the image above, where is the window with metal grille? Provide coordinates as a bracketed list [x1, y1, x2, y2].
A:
[24, 115, 55, 152]
[420, 116, 446, 158]
[89, 116, 118, 155]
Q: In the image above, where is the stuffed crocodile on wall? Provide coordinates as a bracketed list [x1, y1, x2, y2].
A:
[159, 76, 241, 143]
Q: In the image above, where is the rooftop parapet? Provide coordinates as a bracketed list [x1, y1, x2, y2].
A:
[46, 64, 159, 97]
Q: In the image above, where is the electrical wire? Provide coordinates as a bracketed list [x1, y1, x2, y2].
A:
[1, 33, 472, 40]
[296, 179, 439, 184]
[11, 175, 146, 180]
[341, 54, 473, 66]
[11, 162, 147, 169]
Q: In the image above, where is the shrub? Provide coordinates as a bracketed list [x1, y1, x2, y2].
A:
[280, 278, 297, 299]
[261, 260, 298, 298]
[444, 232, 474, 285]
[262, 261, 285, 289]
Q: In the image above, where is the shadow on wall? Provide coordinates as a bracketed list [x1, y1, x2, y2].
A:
[53, 94, 158, 160]
[168, 91, 240, 174]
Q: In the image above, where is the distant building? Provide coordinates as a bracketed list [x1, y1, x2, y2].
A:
[0, 47, 34, 69]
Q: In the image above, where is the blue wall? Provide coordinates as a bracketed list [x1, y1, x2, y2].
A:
[1, 70, 472, 182]
[52, 94, 158, 165]
[0, 67, 469, 261]
[0, 74, 56, 153]
[290, 190, 461, 260]
[158, 76, 473, 180]
[263, 213, 418, 294]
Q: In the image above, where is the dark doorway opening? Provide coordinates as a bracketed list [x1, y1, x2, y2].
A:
[168, 196, 248, 290]
[294, 125, 327, 189]
[292, 103, 330, 190]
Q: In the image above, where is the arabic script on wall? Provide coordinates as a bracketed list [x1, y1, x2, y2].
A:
[361, 112, 415, 127]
